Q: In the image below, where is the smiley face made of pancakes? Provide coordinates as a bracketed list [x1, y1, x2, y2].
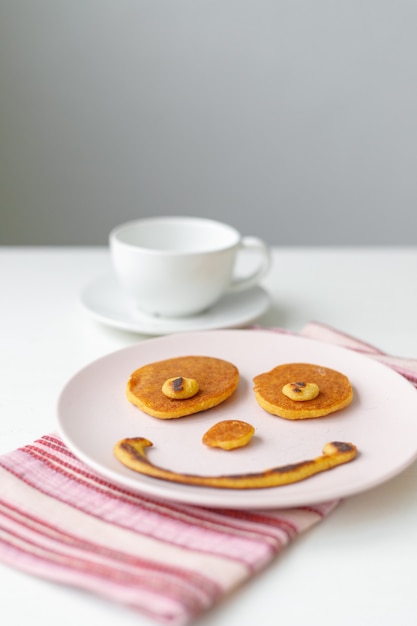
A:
[115, 357, 357, 490]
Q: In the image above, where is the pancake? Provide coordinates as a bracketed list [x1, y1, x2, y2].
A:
[253, 362, 353, 419]
[126, 355, 239, 419]
[113, 438, 358, 489]
[202, 420, 255, 450]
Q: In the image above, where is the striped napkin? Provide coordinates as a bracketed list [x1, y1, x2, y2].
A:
[1, 322, 417, 625]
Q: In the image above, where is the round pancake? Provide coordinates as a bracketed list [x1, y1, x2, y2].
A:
[253, 362, 353, 419]
[127, 355, 239, 419]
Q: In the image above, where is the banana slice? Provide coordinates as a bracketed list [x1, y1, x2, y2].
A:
[282, 381, 320, 401]
[162, 377, 199, 399]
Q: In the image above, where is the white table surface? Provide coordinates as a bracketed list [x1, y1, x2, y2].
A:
[1, 246, 417, 626]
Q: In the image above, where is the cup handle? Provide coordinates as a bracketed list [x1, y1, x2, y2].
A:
[228, 236, 272, 292]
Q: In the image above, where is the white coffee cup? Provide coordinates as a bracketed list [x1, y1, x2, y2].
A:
[109, 216, 271, 317]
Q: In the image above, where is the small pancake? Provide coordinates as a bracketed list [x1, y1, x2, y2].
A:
[202, 420, 255, 450]
[127, 355, 239, 419]
[253, 362, 353, 419]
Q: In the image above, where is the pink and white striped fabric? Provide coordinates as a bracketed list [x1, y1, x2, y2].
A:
[1, 322, 417, 625]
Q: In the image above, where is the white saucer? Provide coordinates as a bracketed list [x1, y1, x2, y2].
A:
[80, 274, 271, 335]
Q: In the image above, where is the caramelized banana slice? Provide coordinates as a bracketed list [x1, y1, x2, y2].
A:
[202, 420, 255, 450]
[114, 438, 358, 490]
[162, 377, 199, 399]
[282, 382, 320, 401]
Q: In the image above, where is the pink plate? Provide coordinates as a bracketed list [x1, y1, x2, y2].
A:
[57, 330, 417, 509]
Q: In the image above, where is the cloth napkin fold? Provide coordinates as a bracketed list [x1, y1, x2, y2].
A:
[1, 322, 417, 626]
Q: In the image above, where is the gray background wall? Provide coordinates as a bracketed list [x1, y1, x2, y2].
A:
[1, 0, 416, 246]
